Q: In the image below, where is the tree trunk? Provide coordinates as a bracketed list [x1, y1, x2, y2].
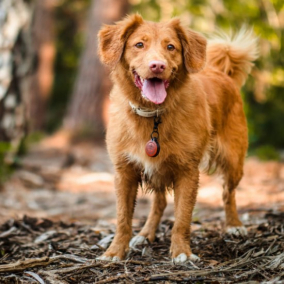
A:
[0, 0, 32, 156]
[0, 0, 37, 183]
[27, 0, 55, 131]
[64, 0, 129, 138]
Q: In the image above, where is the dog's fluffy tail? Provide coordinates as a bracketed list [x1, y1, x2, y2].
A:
[207, 27, 258, 88]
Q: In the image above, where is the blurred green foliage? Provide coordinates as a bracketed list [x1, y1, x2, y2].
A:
[0, 142, 12, 184]
[50, 0, 283, 160]
[47, 0, 91, 132]
[254, 144, 280, 161]
[0, 132, 46, 184]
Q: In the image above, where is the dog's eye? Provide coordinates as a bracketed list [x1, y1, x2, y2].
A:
[135, 42, 144, 49]
[167, 44, 175, 51]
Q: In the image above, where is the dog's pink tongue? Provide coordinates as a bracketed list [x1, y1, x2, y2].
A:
[142, 78, 167, 104]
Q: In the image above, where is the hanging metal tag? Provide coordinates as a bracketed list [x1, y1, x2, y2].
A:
[145, 137, 160, 157]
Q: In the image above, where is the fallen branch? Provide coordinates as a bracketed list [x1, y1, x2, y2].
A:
[96, 273, 129, 284]
[0, 257, 53, 273]
[24, 271, 45, 284]
[0, 227, 17, 238]
[0, 255, 91, 273]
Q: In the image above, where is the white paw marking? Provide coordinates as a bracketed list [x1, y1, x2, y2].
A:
[96, 255, 121, 262]
[172, 253, 200, 264]
[173, 253, 187, 263]
[112, 256, 121, 262]
[189, 253, 200, 262]
[226, 226, 248, 236]
[129, 235, 147, 248]
[96, 255, 111, 261]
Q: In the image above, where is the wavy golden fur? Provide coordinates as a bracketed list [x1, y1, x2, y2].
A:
[207, 27, 259, 87]
[97, 15, 258, 262]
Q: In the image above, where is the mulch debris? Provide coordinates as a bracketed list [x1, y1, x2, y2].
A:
[0, 212, 283, 283]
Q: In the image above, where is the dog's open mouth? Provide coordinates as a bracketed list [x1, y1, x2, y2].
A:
[133, 71, 169, 105]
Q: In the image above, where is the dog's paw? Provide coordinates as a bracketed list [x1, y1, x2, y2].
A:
[96, 243, 127, 261]
[96, 255, 121, 262]
[172, 253, 200, 264]
[226, 226, 247, 236]
[129, 235, 147, 248]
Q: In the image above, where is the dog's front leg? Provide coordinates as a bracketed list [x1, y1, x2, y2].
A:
[130, 190, 167, 248]
[98, 166, 139, 261]
[171, 167, 200, 264]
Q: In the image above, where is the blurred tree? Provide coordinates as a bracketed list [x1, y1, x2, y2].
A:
[47, 0, 91, 133]
[27, 0, 55, 131]
[0, 0, 33, 182]
[64, 0, 129, 138]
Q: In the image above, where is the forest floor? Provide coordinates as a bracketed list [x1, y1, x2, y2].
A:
[0, 133, 284, 283]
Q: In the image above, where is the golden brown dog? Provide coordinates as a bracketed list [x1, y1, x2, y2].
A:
[97, 15, 258, 263]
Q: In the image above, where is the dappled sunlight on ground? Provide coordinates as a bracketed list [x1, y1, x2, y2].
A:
[1, 139, 283, 226]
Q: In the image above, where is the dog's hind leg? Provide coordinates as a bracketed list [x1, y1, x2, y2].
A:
[223, 181, 247, 236]
[130, 190, 167, 248]
[216, 99, 248, 236]
[222, 153, 247, 236]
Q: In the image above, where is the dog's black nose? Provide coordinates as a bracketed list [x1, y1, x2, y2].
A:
[149, 61, 166, 74]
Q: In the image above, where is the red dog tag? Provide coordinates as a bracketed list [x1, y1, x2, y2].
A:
[145, 138, 160, 157]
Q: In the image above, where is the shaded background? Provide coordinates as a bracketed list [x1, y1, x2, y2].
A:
[1, 0, 284, 167]
[50, 0, 284, 154]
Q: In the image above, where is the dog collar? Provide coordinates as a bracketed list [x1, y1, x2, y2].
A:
[129, 101, 164, 118]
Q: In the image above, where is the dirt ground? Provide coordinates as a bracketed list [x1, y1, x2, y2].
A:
[0, 136, 283, 283]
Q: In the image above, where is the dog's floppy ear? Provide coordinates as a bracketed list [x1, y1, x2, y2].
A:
[170, 18, 207, 73]
[98, 14, 143, 68]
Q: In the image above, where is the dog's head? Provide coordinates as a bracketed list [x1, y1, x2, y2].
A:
[98, 15, 206, 105]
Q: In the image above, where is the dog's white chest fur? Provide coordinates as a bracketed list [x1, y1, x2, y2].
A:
[126, 148, 210, 178]
[126, 152, 158, 178]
